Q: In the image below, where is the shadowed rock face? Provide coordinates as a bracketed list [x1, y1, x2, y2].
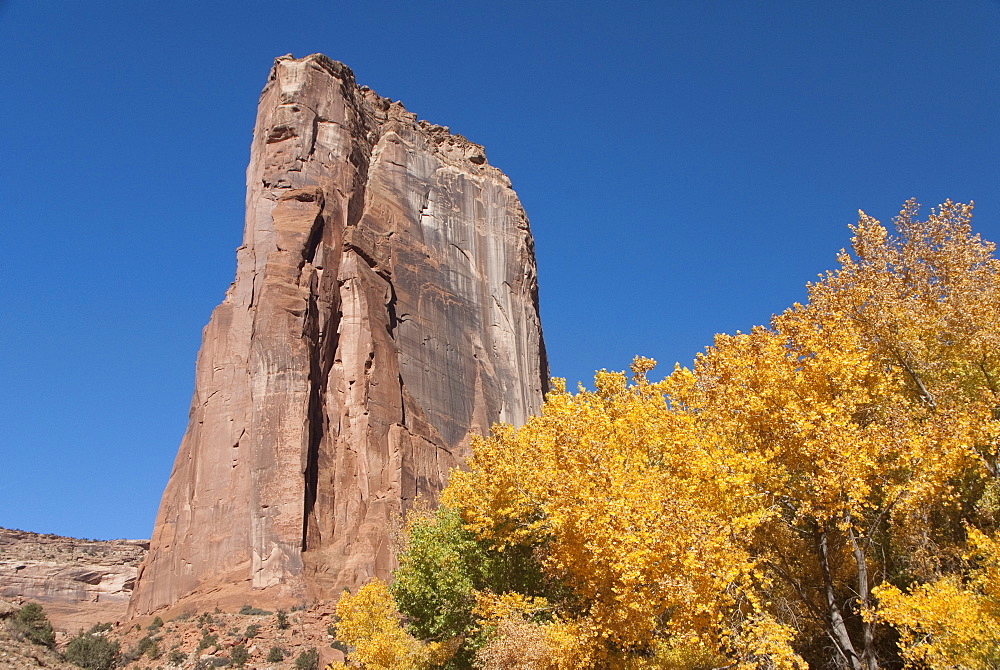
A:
[128, 54, 547, 616]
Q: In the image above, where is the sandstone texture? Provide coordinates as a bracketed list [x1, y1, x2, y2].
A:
[0, 527, 147, 632]
[129, 54, 547, 616]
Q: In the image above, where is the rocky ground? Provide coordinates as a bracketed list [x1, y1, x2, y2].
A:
[113, 604, 346, 669]
[0, 597, 346, 669]
[1, 527, 350, 668]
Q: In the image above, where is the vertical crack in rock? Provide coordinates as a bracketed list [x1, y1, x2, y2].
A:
[129, 53, 547, 617]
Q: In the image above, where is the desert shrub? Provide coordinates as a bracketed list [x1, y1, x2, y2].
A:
[193, 659, 231, 669]
[167, 648, 187, 666]
[267, 646, 285, 662]
[230, 643, 249, 666]
[197, 612, 213, 627]
[86, 621, 112, 634]
[197, 632, 218, 651]
[136, 635, 156, 654]
[64, 632, 121, 670]
[244, 623, 260, 639]
[12, 603, 55, 648]
[294, 647, 320, 670]
[147, 615, 164, 631]
[238, 605, 271, 616]
[276, 610, 289, 629]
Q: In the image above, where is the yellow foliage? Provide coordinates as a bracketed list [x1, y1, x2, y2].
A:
[337, 200, 1000, 670]
[334, 580, 456, 670]
[472, 590, 549, 626]
[445, 357, 777, 666]
[873, 528, 1000, 669]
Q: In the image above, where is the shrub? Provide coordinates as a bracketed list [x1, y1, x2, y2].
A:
[136, 635, 156, 654]
[12, 603, 55, 648]
[64, 632, 121, 670]
[294, 648, 320, 670]
[230, 643, 249, 667]
[87, 621, 113, 634]
[276, 610, 289, 629]
[266, 646, 285, 662]
[244, 623, 260, 639]
[197, 632, 219, 651]
[147, 615, 164, 631]
[238, 604, 272, 616]
[194, 659, 230, 669]
[167, 648, 187, 666]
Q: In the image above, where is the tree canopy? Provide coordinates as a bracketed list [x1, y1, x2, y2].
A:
[331, 200, 1000, 670]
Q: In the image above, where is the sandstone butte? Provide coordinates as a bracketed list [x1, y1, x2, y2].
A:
[127, 54, 548, 618]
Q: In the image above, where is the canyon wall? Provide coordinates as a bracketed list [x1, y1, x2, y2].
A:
[0, 527, 147, 632]
[128, 54, 547, 616]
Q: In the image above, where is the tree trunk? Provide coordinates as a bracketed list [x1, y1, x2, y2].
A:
[815, 524, 862, 670]
[847, 519, 878, 670]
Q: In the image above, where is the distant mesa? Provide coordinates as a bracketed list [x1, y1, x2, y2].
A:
[0, 526, 147, 633]
[125, 53, 548, 617]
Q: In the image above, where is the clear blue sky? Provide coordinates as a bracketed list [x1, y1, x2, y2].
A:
[2, 1, 998, 540]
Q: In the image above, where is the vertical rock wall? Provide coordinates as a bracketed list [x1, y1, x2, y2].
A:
[128, 54, 547, 616]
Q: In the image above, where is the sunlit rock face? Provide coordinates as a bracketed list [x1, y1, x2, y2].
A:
[0, 527, 148, 632]
[128, 54, 547, 617]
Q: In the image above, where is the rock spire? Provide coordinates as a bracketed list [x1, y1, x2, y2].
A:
[128, 54, 547, 616]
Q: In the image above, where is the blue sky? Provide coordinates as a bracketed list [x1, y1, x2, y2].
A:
[2, 1, 998, 540]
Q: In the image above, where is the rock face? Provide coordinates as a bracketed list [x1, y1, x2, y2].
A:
[0, 527, 147, 632]
[129, 54, 547, 616]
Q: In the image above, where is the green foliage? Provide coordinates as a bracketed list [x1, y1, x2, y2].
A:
[64, 632, 121, 670]
[243, 623, 260, 639]
[389, 505, 548, 666]
[230, 643, 249, 667]
[87, 621, 112, 634]
[276, 610, 289, 629]
[136, 635, 156, 655]
[167, 648, 187, 666]
[197, 612, 213, 627]
[197, 632, 218, 651]
[12, 603, 55, 648]
[294, 647, 320, 670]
[147, 616, 164, 631]
[238, 605, 271, 616]
[266, 646, 286, 662]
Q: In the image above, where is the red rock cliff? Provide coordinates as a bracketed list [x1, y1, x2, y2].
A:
[128, 54, 547, 616]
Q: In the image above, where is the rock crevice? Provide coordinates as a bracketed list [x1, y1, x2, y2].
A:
[128, 54, 547, 616]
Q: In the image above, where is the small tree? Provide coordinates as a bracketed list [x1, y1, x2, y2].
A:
[230, 643, 250, 667]
[64, 632, 120, 670]
[294, 647, 320, 670]
[12, 603, 55, 648]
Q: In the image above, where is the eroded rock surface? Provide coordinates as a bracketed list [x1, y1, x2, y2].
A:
[129, 54, 547, 616]
[0, 527, 147, 632]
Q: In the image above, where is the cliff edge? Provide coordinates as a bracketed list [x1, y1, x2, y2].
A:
[128, 54, 547, 616]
